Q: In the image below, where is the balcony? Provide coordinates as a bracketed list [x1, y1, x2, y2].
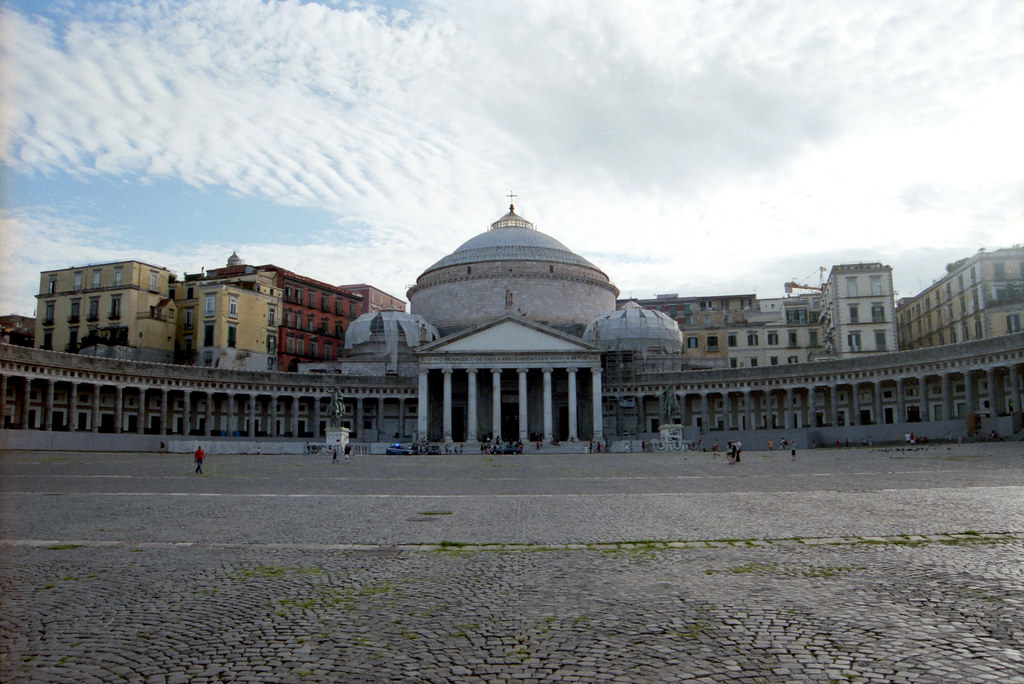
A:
[42, 317, 54, 326]
[86, 313, 99, 322]
[108, 312, 121, 320]
[67, 315, 80, 323]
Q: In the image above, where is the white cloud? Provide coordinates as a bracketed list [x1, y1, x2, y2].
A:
[1, 0, 1022, 315]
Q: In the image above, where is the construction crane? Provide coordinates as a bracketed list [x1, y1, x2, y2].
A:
[784, 267, 826, 294]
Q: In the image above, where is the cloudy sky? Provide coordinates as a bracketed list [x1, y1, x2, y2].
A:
[2, 0, 1021, 317]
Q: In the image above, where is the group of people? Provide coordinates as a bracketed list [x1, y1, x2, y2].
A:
[726, 440, 742, 463]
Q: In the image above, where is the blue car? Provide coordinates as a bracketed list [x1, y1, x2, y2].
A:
[386, 444, 415, 455]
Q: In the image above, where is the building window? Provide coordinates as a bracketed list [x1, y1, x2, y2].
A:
[149, 271, 159, 292]
[310, 339, 318, 358]
[267, 333, 277, 353]
[870, 275, 882, 296]
[308, 291, 315, 307]
[787, 355, 798, 364]
[92, 269, 102, 288]
[970, 266, 976, 283]
[847, 331, 861, 351]
[296, 338, 305, 355]
[848, 305, 859, 323]
[746, 333, 758, 346]
[74, 271, 83, 290]
[874, 331, 886, 350]
[808, 330, 818, 347]
[350, 302, 358, 318]
[950, 328, 957, 344]
[286, 336, 295, 353]
[183, 335, 193, 354]
[43, 301, 55, 325]
[88, 297, 99, 321]
[687, 336, 698, 349]
[184, 308, 194, 330]
[228, 295, 238, 318]
[268, 306, 276, 326]
[707, 336, 719, 350]
[750, 358, 758, 367]
[727, 334, 737, 348]
[69, 300, 80, 322]
[321, 316, 328, 333]
[787, 331, 798, 347]
[227, 324, 236, 348]
[846, 277, 858, 297]
[767, 332, 778, 345]
[871, 304, 885, 322]
[306, 314, 314, 331]
[42, 331, 53, 350]
[109, 295, 121, 319]
[324, 341, 332, 359]
[68, 329, 78, 350]
[729, 358, 738, 368]
[975, 320, 982, 339]
[205, 294, 216, 316]
[1007, 314, 1022, 333]
[770, 356, 778, 365]
[322, 294, 329, 311]
[47, 275, 56, 294]
[204, 324, 214, 346]
[113, 266, 123, 286]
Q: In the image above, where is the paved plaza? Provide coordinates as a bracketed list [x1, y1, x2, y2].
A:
[1, 443, 1023, 682]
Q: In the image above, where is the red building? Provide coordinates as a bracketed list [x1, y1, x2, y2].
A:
[336, 283, 406, 316]
[262, 266, 362, 371]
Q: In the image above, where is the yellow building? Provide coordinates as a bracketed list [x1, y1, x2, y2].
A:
[897, 246, 1024, 350]
[35, 260, 176, 362]
[173, 270, 281, 371]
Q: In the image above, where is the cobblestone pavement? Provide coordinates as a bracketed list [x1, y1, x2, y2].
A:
[2, 443, 1023, 682]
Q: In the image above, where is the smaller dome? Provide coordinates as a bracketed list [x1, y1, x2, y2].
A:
[583, 302, 683, 355]
[227, 251, 244, 266]
[345, 311, 440, 353]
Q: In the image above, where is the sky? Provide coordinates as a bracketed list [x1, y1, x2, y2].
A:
[2, 0, 1022, 317]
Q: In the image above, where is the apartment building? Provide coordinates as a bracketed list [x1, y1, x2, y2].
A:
[337, 283, 406, 315]
[819, 262, 897, 359]
[897, 246, 1024, 350]
[35, 260, 176, 363]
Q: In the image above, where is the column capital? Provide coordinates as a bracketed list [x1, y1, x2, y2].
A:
[467, 368, 478, 376]
[517, 367, 529, 375]
[542, 367, 553, 374]
[442, 367, 453, 375]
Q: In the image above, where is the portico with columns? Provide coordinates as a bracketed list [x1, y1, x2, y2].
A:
[414, 316, 603, 444]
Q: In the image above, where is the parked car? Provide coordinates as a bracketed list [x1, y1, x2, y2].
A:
[426, 445, 441, 455]
[386, 444, 415, 455]
[495, 444, 522, 454]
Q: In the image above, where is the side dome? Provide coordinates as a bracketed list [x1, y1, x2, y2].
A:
[345, 311, 440, 357]
[583, 302, 683, 355]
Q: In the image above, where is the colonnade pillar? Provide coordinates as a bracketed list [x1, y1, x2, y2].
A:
[987, 368, 998, 417]
[136, 388, 145, 434]
[249, 394, 257, 437]
[743, 390, 752, 431]
[517, 368, 528, 441]
[92, 385, 101, 433]
[591, 367, 603, 442]
[160, 389, 168, 435]
[784, 388, 794, 429]
[491, 369, 501, 440]
[113, 385, 123, 434]
[542, 367, 553, 442]
[442, 368, 453, 442]
[68, 382, 79, 432]
[0, 374, 6, 429]
[417, 370, 428, 440]
[43, 380, 54, 431]
[830, 386, 839, 427]
[896, 378, 906, 422]
[918, 376, 929, 422]
[806, 386, 816, 428]
[466, 369, 478, 442]
[873, 381, 883, 425]
[567, 368, 578, 441]
[1010, 366, 1021, 415]
[205, 393, 213, 436]
[941, 374, 953, 420]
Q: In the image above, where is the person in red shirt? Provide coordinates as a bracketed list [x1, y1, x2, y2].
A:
[194, 446, 205, 474]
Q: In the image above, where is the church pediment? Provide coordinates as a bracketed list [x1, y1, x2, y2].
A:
[420, 317, 595, 354]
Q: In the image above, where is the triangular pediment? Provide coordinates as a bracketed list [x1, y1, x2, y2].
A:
[420, 316, 595, 353]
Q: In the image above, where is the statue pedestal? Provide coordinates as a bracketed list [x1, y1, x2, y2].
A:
[659, 423, 687, 451]
[325, 428, 350, 449]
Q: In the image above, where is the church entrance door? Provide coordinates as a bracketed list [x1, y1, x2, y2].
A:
[501, 403, 519, 441]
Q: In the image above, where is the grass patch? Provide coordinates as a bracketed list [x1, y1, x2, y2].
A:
[729, 562, 778, 574]
[419, 510, 453, 516]
[46, 544, 85, 550]
[676, 622, 713, 638]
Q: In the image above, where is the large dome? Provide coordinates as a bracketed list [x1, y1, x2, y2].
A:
[408, 205, 619, 335]
[420, 209, 602, 275]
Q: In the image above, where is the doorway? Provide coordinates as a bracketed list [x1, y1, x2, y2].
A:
[501, 403, 519, 441]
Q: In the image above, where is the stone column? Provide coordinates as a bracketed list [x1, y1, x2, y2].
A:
[850, 384, 861, 426]
[398, 396, 406, 440]
[92, 384, 101, 433]
[987, 368, 999, 417]
[941, 374, 953, 421]
[270, 394, 278, 437]
[68, 382, 79, 432]
[491, 369, 502, 441]
[567, 368, 578, 441]
[1010, 365, 1021, 416]
[136, 387, 145, 434]
[542, 367, 553, 443]
[784, 388, 794, 429]
[160, 388, 168, 435]
[700, 392, 710, 433]
[355, 397, 364, 440]
[806, 386, 816, 428]
[184, 390, 193, 435]
[830, 385, 839, 427]
[0, 374, 6, 429]
[205, 393, 213, 436]
[43, 379, 54, 431]
[517, 368, 528, 442]
[918, 376, 929, 422]
[873, 381, 883, 425]
[466, 369, 478, 442]
[312, 394, 321, 438]
[441, 368, 453, 442]
[591, 367, 603, 442]
[743, 390, 752, 431]
[291, 395, 300, 437]
[19, 378, 31, 429]
[377, 397, 384, 439]
[417, 370, 428, 441]
[896, 377, 906, 423]
[678, 390, 688, 428]
[964, 370, 976, 416]
[114, 385, 123, 434]
[248, 393, 257, 437]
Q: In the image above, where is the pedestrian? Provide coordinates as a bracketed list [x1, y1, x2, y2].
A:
[194, 445, 205, 474]
[791, 440, 797, 460]
[734, 439, 742, 463]
[768, 439, 773, 451]
[344, 443, 351, 464]
[159, 441, 166, 453]
[332, 447, 339, 463]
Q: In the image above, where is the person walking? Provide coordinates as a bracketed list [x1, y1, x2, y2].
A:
[194, 445, 205, 474]
[332, 447, 339, 464]
[344, 443, 352, 464]
[734, 439, 742, 463]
